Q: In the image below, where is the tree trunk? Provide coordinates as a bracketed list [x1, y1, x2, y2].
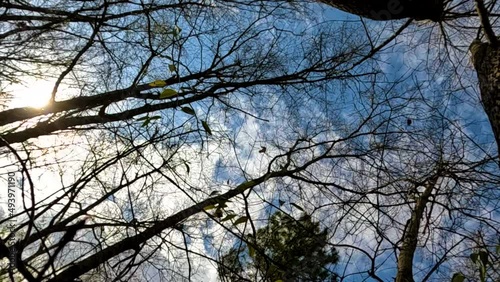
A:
[470, 41, 500, 156]
[395, 175, 438, 282]
[317, 0, 445, 21]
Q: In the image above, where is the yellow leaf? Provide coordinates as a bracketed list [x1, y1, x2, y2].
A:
[160, 89, 177, 99]
[204, 204, 216, 211]
[149, 80, 167, 87]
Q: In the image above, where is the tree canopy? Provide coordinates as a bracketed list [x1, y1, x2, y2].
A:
[0, 0, 498, 282]
[219, 211, 338, 281]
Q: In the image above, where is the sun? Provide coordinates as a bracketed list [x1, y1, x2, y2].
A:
[8, 79, 53, 109]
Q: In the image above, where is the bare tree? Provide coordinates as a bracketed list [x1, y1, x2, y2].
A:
[0, 1, 498, 282]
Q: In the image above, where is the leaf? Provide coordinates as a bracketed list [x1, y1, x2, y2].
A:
[496, 245, 500, 254]
[233, 216, 248, 225]
[204, 204, 216, 211]
[168, 64, 176, 72]
[478, 250, 489, 266]
[201, 120, 212, 135]
[181, 107, 196, 116]
[274, 280, 284, 282]
[215, 198, 231, 205]
[160, 88, 177, 99]
[290, 203, 304, 212]
[221, 214, 237, 222]
[135, 115, 149, 121]
[248, 244, 255, 258]
[184, 163, 190, 174]
[278, 200, 285, 206]
[149, 115, 161, 120]
[172, 25, 182, 37]
[209, 191, 220, 196]
[470, 253, 479, 264]
[148, 80, 167, 87]
[451, 273, 465, 282]
[141, 118, 151, 127]
[259, 146, 266, 153]
[214, 208, 223, 218]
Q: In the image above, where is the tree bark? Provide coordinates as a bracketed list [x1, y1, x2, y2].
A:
[470, 41, 500, 156]
[316, 0, 445, 21]
[470, 0, 500, 157]
[395, 175, 439, 282]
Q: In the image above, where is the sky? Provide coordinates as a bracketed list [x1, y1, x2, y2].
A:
[0, 0, 498, 281]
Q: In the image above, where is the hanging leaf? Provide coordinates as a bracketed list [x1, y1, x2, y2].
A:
[204, 204, 216, 211]
[141, 118, 151, 127]
[160, 88, 177, 99]
[181, 107, 196, 116]
[214, 208, 223, 218]
[451, 273, 465, 282]
[209, 191, 220, 196]
[135, 115, 149, 121]
[184, 163, 190, 174]
[149, 115, 161, 120]
[148, 80, 167, 87]
[248, 244, 255, 258]
[201, 120, 212, 135]
[478, 250, 489, 266]
[233, 216, 248, 225]
[290, 203, 304, 211]
[221, 214, 237, 222]
[168, 64, 176, 72]
[470, 253, 479, 264]
[278, 200, 285, 206]
[216, 198, 231, 204]
[172, 25, 182, 37]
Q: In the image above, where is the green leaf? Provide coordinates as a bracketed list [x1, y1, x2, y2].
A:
[470, 253, 479, 264]
[291, 203, 304, 212]
[221, 214, 237, 222]
[496, 245, 500, 254]
[201, 120, 212, 135]
[149, 80, 167, 87]
[274, 280, 284, 282]
[135, 115, 149, 121]
[141, 118, 151, 127]
[215, 198, 231, 204]
[168, 64, 176, 72]
[214, 208, 223, 218]
[209, 191, 220, 196]
[172, 25, 182, 37]
[181, 107, 196, 116]
[233, 216, 248, 225]
[204, 204, 216, 211]
[160, 88, 177, 99]
[149, 115, 161, 120]
[478, 250, 489, 266]
[248, 244, 255, 258]
[451, 273, 465, 282]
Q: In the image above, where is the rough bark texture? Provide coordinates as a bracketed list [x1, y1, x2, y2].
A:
[317, 0, 445, 21]
[470, 40, 500, 155]
[395, 176, 438, 282]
